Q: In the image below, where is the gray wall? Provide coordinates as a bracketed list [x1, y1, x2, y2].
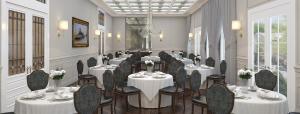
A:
[111, 17, 188, 54]
[49, 0, 112, 85]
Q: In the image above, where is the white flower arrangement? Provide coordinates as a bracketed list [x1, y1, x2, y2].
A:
[50, 70, 66, 80]
[145, 60, 154, 67]
[238, 68, 252, 80]
[102, 55, 109, 61]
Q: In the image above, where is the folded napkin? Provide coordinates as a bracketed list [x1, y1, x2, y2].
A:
[21, 90, 45, 99]
[257, 88, 280, 100]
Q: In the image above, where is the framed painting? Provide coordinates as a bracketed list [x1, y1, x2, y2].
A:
[72, 17, 89, 47]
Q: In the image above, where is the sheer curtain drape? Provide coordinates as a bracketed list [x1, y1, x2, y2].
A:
[194, 0, 237, 84]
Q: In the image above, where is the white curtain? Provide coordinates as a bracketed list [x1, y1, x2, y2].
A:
[196, 0, 237, 84]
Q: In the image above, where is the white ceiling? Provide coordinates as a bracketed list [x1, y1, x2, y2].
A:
[103, 0, 198, 15]
[90, 0, 207, 17]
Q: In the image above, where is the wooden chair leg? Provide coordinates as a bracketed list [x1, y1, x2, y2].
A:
[126, 95, 129, 111]
[192, 103, 194, 114]
[138, 93, 141, 109]
[182, 93, 185, 111]
[114, 94, 117, 111]
[110, 104, 113, 114]
[201, 107, 203, 114]
[101, 107, 103, 114]
[158, 93, 161, 113]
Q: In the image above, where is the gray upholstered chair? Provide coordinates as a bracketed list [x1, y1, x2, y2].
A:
[27, 70, 49, 91]
[113, 67, 141, 112]
[255, 70, 277, 90]
[190, 70, 208, 114]
[77, 60, 97, 86]
[158, 67, 186, 112]
[182, 51, 187, 58]
[87, 57, 97, 68]
[107, 53, 114, 60]
[74, 85, 99, 114]
[220, 60, 227, 75]
[100, 70, 114, 114]
[206, 84, 234, 114]
[119, 61, 132, 77]
[289, 112, 300, 114]
[205, 57, 215, 67]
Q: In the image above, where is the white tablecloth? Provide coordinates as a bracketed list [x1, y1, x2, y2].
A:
[185, 65, 216, 84]
[232, 87, 288, 114]
[89, 65, 117, 88]
[141, 56, 161, 62]
[109, 58, 127, 65]
[14, 87, 77, 114]
[177, 58, 193, 65]
[127, 71, 174, 108]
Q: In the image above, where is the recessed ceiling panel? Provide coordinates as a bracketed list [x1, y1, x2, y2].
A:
[103, 0, 199, 15]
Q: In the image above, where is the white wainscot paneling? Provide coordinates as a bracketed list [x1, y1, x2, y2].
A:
[295, 66, 300, 111]
[49, 53, 98, 86]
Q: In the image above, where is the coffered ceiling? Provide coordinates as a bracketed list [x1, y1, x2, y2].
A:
[90, 0, 206, 16]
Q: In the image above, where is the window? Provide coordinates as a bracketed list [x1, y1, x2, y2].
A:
[220, 28, 225, 60]
[32, 16, 45, 70]
[36, 0, 46, 3]
[205, 33, 209, 58]
[8, 10, 26, 76]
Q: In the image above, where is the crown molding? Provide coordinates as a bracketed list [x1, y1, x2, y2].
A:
[89, 0, 207, 17]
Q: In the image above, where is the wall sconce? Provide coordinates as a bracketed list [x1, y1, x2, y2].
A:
[94, 29, 101, 39]
[107, 33, 112, 38]
[117, 33, 121, 41]
[58, 20, 68, 38]
[232, 20, 243, 38]
[188, 32, 193, 40]
[159, 32, 164, 42]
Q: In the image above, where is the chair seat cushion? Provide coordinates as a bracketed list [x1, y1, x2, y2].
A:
[79, 74, 96, 79]
[100, 96, 113, 104]
[159, 86, 183, 93]
[289, 112, 300, 114]
[117, 86, 140, 93]
[192, 96, 207, 104]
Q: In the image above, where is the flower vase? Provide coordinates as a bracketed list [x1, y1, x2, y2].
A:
[240, 79, 249, 87]
[147, 66, 153, 73]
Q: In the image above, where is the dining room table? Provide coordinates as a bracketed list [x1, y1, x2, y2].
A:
[14, 87, 79, 114]
[141, 56, 161, 62]
[184, 64, 216, 84]
[89, 64, 117, 88]
[127, 71, 174, 108]
[228, 85, 289, 114]
[109, 57, 127, 65]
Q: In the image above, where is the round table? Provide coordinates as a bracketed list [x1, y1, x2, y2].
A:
[127, 71, 174, 108]
[14, 87, 77, 114]
[141, 56, 161, 62]
[232, 87, 288, 114]
[89, 65, 117, 88]
[185, 65, 216, 84]
[109, 58, 127, 65]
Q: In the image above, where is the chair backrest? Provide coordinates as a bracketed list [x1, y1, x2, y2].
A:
[74, 85, 99, 114]
[182, 51, 187, 58]
[119, 61, 132, 77]
[103, 70, 114, 92]
[115, 51, 120, 58]
[77, 60, 84, 75]
[175, 67, 186, 89]
[87, 57, 97, 68]
[107, 53, 114, 60]
[220, 60, 227, 75]
[113, 67, 126, 88]
[190, 70, 202, 93]
[27, 70, 49, 91]
[188, 53, 196, 60]
[206, 84, 234, 114]
[255, 70, 277, 90]
[206, 57, 215, 67]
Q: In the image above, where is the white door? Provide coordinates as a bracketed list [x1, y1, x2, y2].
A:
[248, 0, 295, 111]
[0, 0, 49, 111]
